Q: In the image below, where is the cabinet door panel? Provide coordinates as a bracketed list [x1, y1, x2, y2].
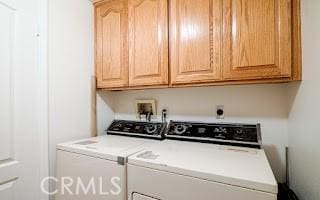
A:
[170, 0, 222, 85]
[129, 0, 168, 86]
[223, 0, 292, 80]
[96, 0, 128, 88]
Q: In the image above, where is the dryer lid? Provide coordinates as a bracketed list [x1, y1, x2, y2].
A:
[128, 140, 278, 194]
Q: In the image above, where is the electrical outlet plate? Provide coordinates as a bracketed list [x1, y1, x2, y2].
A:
[135, 99, 157, 119]
[216, 105, 224, 119]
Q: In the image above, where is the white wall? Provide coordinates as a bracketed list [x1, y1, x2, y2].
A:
[99, 84, 289, 182]
[287, 1, 320, 200]
[48, 0, 94, 195]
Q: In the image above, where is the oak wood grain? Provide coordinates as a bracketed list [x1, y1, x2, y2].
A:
[98, 77, 293, 91]
[91, 76, 97, 137]
[291, 0, 302, 81]
[94, 0, 301, 90]
[128, 0, 169, 86]
[96, 0, 129, 88]
[170, 0, 222, 85]
[222, 0, 292, 80]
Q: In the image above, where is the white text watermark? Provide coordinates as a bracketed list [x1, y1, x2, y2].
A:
[40, 176, 121, 196]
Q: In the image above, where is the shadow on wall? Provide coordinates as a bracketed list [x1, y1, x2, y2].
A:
[100, 84, 289, 119]
[263, 144, 284, 179]
[97, 90, 116, 111]
[96, 91, 116, 135]
[286, 82, 302, 116]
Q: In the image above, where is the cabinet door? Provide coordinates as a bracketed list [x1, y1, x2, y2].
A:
[128, 0, 168, 86]
[222, 0, 292, 80]
[96, 0, 128, 88]
[170, 0, 222, 85]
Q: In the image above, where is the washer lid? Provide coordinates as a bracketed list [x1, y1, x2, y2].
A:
[128, 140, 278, 194]
[57, 135, 158, 162]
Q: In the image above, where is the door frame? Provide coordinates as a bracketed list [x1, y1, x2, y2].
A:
[37, 0, 49, 199]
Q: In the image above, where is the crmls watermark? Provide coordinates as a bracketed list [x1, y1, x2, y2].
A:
[40, 176, 121, 196]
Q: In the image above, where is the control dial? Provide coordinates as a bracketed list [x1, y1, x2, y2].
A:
[174, 124, 188, 135]
[145, 124, 158, 135]
[235, 129, 244, 135]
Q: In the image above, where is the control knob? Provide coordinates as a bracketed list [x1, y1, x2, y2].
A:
[174, 124, 188, 135]
[145, 124, 157, 135]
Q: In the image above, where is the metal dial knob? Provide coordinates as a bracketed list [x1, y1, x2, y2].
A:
[145, 124, 157, 134]
[174, 124, 188, 135]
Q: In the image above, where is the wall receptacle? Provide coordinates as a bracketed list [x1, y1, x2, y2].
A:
[216, 105, 224, 119]
[135, 99, 157, 119]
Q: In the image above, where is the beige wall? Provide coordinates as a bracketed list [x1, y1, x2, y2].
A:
[287, 1, 320, 199]
[48, 0, 94, 196]
[99, 84, 289, 182]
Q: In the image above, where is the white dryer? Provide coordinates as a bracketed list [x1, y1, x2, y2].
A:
[127, 121, 278, 200]
[55, 120, 166, 200]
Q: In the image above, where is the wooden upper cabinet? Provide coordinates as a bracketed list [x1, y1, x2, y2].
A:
[128, 0, 168, 86]
[96, 0, 128, 89]
[222, 0, 292, 80]
[170, 0, 222, 85]
[94, 0, 300, 90]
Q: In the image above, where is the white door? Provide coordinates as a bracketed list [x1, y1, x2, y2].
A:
[0, 0, 48, 199]
[0, 0, 19, 199]
[133, 193, 158, 200]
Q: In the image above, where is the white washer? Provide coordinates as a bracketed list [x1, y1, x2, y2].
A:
[55, 135, 159, 200]
[127, 140, 278, 200]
